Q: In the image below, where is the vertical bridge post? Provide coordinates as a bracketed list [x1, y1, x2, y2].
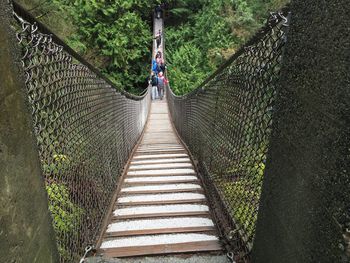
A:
[253, 0, 349, 262]
[0, 1, 59, 262]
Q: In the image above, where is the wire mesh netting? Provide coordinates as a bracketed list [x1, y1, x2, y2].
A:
[167, 11, 289, 262]
[10, 3, 150, 262]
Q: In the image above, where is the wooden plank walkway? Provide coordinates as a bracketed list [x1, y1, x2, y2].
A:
[98, 99, 221, 258]
[96, 12, 221, 259]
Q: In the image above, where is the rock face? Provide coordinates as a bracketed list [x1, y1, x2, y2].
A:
[0, 1, 59, 263]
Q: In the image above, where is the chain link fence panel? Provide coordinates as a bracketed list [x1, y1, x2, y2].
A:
[167, 10, 289, 262]
[10, 3, 150, 262]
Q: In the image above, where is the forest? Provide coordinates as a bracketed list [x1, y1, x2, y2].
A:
[17, 0, 289, 95]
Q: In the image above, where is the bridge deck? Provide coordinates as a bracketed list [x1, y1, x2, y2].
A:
[98, 99, 221, 258]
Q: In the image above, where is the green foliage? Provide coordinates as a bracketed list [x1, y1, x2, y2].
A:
[17, 0, 159, 93]
[219, 150, 266, 238]
[17, 0, 288, 95]
[193, 1, 234, 51]
[46, 182, 84, 260]
[46, 183, 83, 234]
[62, 0, 159, 92]
[43, 153, 70, 176]
[167, 43, 209, 95]
[165, 0, 289, 95]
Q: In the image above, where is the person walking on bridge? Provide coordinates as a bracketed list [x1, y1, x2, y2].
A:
[160, 61, 166, 74]
[157, 71, 165, 100]
[156, 54, 162, 65]
[155, 5, 162, 19]
[154, 30, 162, 49]
[152, 59, 158, 74]
[150, 72, 158, 100]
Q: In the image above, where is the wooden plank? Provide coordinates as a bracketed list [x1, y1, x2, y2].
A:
[144, 129, 172, 131]
[142, 136, 177, 138]
[142, 134, 176, 137]
[130, 159, 191, 165]
[116, 199, 206, 206]
[100, 240, 222, 257]
[125, 173, 196, 177]
[140, 140, 179, 143]
[125, 179, 199, 185]
[138, 145, 183, 148]
[140, 143, 179, 146]
[120, 188, 204, 195]
[142, 136, 176, 139]
[104, 226, 216, 238]
[132, 154, 189, 160]
[128, 166, 194, 171]
[112, 211, 210, 220]
[137, 147, 184, 151]
[139, 142, 183, 145]
[141, 140, 177, 142]
[139, 148, 185, 153]
[140, 140, 179, 144]
[139, 141, 181, 144]
[135, 151, 186, 155]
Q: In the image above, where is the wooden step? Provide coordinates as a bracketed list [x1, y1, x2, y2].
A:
[142, 137, 177, 141]
[136, 149, 185, 154]
[125, 180, 199, 185]
[141, 143, 179, 145]
[138, 144, 183, 149]
[113, 211, 210, 220]
[125, 173, 197, 178]
[124, 176, 199, 185]
[120, 188, 204, 195]
[117, 193, 205, 204]
[137, 147, 184, 152]
[117, 199, 207, 206]
[130, 158, 191, 165]
[128, 163, 193, 171]
[142, 133, 175, 136]
[136, 149, 185, 153]
[126, 174, 197, 178]
[139, 143, 181, 146]
[127, 168, 196, 176]
[100, 240, 221, 257]
[120, 183, 203, 194]
[105, 217, 215, 236]
[132, 153, 188, 160]
[105, 226, 215, 237]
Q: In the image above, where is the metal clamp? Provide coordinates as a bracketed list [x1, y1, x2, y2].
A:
[227, 229, 238, 240]
[227, 252, 236, 263]
[79, 245, 94, 263]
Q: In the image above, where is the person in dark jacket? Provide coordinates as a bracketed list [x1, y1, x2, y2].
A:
[159, 62, 166, 74]
[155, 5, 162, 19]
[150, 72, 158, 100]
[154, 30, 162, 49]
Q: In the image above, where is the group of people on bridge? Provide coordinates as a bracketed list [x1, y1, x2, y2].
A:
[150, 49, 168, 100]
[147, 5, 169, 101]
